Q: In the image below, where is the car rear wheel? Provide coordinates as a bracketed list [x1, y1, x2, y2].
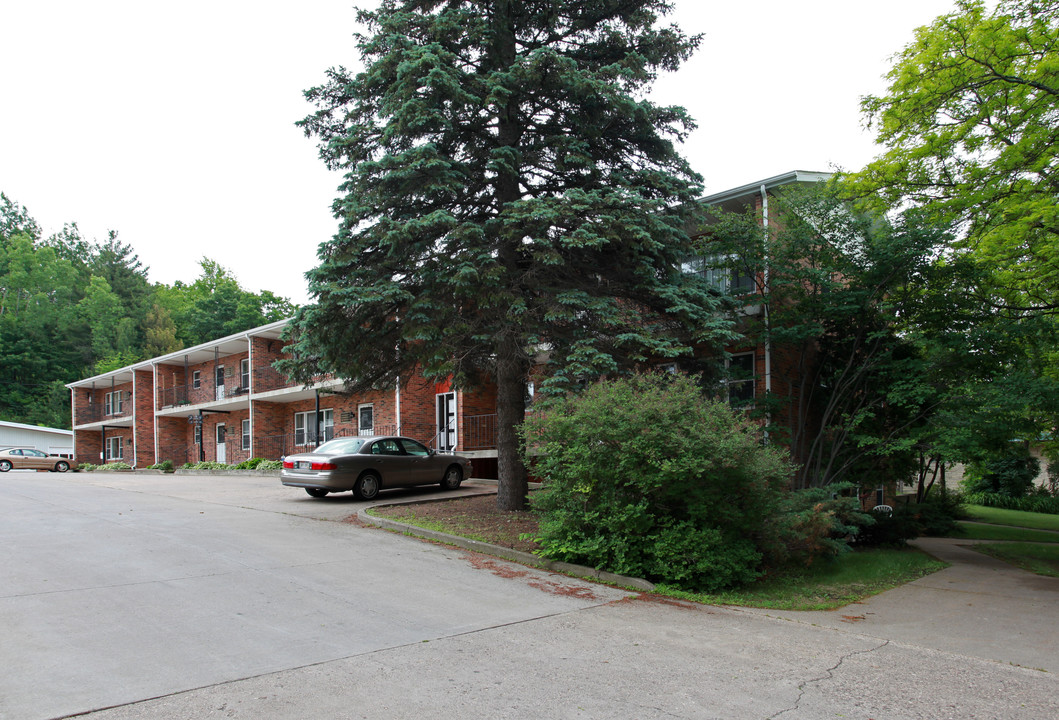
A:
[305, 488, 328, 498]
[441, 466, 462, 490]
[0, 460, 11, 472]
[354, 472, 380, 501]
[55, 461, 70, 473]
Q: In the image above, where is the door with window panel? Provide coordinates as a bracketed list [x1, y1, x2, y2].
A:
[436, 392, 456, 452]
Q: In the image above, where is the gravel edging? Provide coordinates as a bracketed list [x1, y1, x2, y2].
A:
[358, 492, 655, 593]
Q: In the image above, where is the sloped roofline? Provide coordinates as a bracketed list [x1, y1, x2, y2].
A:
[699, 170, 832, 207]
[0, 419, 74, 437]
[65, 317, 291, 389]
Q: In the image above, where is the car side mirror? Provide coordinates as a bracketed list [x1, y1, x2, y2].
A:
[428, 448, 436, 456]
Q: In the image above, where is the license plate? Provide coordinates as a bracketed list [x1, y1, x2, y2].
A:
[297, 461, 311, 469]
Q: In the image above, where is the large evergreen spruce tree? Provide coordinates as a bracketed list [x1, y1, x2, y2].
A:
[284, 0, 733, 510]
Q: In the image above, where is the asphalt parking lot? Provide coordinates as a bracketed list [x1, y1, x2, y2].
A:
[2, 470, 1057, 719]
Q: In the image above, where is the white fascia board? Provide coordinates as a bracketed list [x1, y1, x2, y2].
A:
[66, 318, 294, 389]
[0, 420, 74, 436]
[699, 170, 832, 208]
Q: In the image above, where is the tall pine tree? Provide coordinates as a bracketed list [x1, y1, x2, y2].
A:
[284, 0, 733, 510]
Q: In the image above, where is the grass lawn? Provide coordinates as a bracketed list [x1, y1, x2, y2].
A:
[662, 549, 947, 611]
[367, 495, 947, 611]
[963, 505, 1059, 532]
[955, 505, 1059, 578]
[955, 522, 1059, 543]
[971, 542, 1059, 578]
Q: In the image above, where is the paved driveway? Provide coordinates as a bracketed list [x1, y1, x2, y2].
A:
[2, 471, 1057, 719]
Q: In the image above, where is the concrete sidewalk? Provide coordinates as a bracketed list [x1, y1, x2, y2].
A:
[740, 536, 1059, 673]
[360, 489, 1059, 673]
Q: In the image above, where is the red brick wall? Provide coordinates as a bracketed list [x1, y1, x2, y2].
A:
[252, 336, 288, 392]
[74, 429, 102, 464]
[157, 417, 193, 466]
[133, 370, 155, 467]
[400, 372, 440, 441]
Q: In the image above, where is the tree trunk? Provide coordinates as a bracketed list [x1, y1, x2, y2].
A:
[490, 0, 528, 512]
[495, 333, 528, 511]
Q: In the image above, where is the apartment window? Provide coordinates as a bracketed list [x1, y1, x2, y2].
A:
[727, 353, 756, 406]
[106, 436, 123, 460]
[192, 371, 201, 389]
[358, 404, 374, 436]
[242, 419, 251, 451]
[683, 254, 755, 295]
[194, 424, 202, 445]
[104, 391, 123, 416]
[295, 409, 334, 446]
[240, 358, 250, 391]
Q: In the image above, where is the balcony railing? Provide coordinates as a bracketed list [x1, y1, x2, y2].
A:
[462, 414, 497, 451]
[158, 382, 250, 409]
[75, 404, 133, 426]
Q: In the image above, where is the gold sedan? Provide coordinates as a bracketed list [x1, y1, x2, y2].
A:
[0, 448, 75, 472]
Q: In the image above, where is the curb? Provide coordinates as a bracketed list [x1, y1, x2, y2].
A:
[358, 487, 655, 593]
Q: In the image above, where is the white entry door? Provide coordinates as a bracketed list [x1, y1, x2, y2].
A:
[216, 424, 226, 463]
[436, 392, 456, 452]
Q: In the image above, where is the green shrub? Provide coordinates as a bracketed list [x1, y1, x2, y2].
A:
[184, 461, 234, 470]
[758, 484, 869, 565]
[523, 372, 804, 592]
[913, 492, 966, 535]
[101, 461, 132, 470]
[962, 454, 1040, 497]
[146, 460, 174, 472]
[964, 491, 1059, 515]
[852, 505, 921, 547]
[234, 457, 265, 469]
[78, 463, 98, 471]
[255, 459, 282, 470]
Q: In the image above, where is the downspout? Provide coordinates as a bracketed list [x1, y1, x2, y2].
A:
[760, 185, 772, 440]
[246, 333, 253, 459]
[314, 389, 321, 448]
[395, 376, 401, 436]
[69, 387, 77, 459]
[131, 371, 137, 468]
[152, 363, 159, 465]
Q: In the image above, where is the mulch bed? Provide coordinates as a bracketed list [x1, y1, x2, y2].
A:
[367, 492, 542, 553]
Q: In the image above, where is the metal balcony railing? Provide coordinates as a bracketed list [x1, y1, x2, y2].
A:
[75, 403, 133, 426]
[158, 380, 251, 409]
[462, 414, 497, 451]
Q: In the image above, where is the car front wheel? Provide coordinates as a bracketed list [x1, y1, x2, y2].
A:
[55, 461, 70, 473]
[441, 466, 463, 490]
[354, 472, 380, 501]
[305, 488, 328, 498]
[0, 460, 11, 472]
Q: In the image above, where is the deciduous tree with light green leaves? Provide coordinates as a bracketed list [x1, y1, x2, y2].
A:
[848, 0, 1058, 314]
[283, 0, 734, 510]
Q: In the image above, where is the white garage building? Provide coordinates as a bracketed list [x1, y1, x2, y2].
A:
[0, 420, 75, 458]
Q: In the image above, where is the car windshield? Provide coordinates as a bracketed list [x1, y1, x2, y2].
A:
[313, 437, 366, 455]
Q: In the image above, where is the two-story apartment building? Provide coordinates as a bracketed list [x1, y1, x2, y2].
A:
[67, 319, 500, 475]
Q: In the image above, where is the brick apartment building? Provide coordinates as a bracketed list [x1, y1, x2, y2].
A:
[67, 171, 828, 478]
[66, 318, 501, 475]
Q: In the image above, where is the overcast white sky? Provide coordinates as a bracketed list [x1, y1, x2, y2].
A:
[1, 0, 956, 305]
